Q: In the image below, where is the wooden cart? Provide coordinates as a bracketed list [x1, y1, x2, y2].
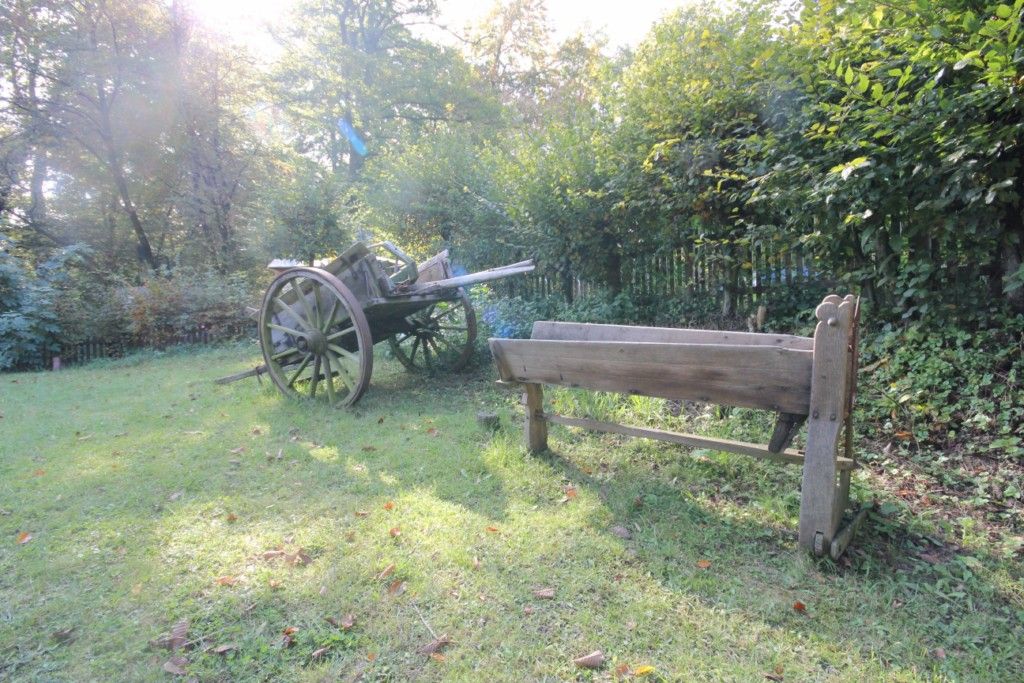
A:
[225, 241, 533, 406]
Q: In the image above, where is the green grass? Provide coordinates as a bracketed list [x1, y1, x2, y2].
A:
[1, 344, 1021, 681]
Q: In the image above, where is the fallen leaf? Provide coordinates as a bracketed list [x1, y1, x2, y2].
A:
[472, 556, 481, 569]
[311, 646, 331, 659]
[387, 579, 406, 596]
[168, 490, 184, 502]
[389, 527, 401, 538]
[16, 531, 32, 544]
[251, 427, 262, 435]
[626, 620, 636, 631]
[226, 513, 238, 523]
[268, 579, 282, 589]
[261, 550, 285, 561]
[285, 549, 311, 566]
[485, 526, 499, 533]
[367, 652, 377, 662]
[533, 587, 555, 599]
[696, 559, 712, 570]
[934, 647, 946, 660]
[793, 600, 806, 613]
[131, 583, 143, 596]
[523, 605, 534, 615]
[340, 614, 355, 630]
[212, 643, 237, 655]
[894, 431, 913, 441]
[564, 486, 577, 499]
[376, 563, 396, 581]
[51, 627, 75, 643]
[430, 652, 446, 662]
[611, 525, 631, 540]
[345, 531, 356, 542]
[33, 469, 46, 476]
[615, 663, 631, 678]
[354, 510, 370, 518]
[229, 446, 246, 454]
[426, 427, 438, 436]
[634, 665, 656, 677]
[162, 656, 188, 676]
[418, 633, 452, 655]
[764, 675, 784, 682]
[215, 575, 238, 586]
[166, 620, 189, 651]
[383, 501, 395, 511]
[573, 650, 605, 669]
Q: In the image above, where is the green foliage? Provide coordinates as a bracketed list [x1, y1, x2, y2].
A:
[0, 239, 90, 368]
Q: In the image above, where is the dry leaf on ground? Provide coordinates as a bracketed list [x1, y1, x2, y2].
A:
[533, 587, 555, 599]
[418, 634, 452, 655]
[573, 650, 605, 669]
[162, 656, 188, 675]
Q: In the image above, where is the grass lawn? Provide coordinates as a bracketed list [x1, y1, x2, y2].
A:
[1, 344, 1022, 681]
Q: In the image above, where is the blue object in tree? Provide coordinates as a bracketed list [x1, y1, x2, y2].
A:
[338, 118, 368, 157]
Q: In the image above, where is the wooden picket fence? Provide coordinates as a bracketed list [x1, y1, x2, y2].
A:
[498, 243, 825, 311]
[15, 323, 254, 372]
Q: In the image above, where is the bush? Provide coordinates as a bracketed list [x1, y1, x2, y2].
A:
[0, 242, 90, 370]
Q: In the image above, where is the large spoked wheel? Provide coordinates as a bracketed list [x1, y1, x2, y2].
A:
[259, 267, 373, 407]
[388, 289, 477, 373]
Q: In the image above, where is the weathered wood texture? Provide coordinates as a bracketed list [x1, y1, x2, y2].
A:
[543, 414, 855, 470]
[798, 294, 859, 553]
[522, 384, 547, 452]
[532, 321, 813, 350]
[488, 293, 863, 557]
[489, 338, 812, 414]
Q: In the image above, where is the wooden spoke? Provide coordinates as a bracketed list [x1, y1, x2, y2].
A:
[292, 279, 317, 330]
[273, 296, 312, 332]
[287, 353, 313, 387]
[326, 349, 353, 391]
[327, 325, 356, 341]
[322, 352, 336, 404]
[268, 322, 305, 338]
[309, 355, 322, 398]
[272, 346, 302, 361]
[322, 297, 340, 333]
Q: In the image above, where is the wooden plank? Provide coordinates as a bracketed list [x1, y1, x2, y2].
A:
[488, 339, 812, 414]
[523, 384, 547, 452]
[544, 413, 855, 470]
[830, 505, 869, 560]
[799, 294, 858, 554]
[530, 321, 813, 350]
[768, 412, 806, 453]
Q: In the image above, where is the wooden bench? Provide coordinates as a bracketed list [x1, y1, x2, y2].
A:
[489, 294, 866, 558]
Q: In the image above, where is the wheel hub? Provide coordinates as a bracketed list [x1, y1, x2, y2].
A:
[306, 330, 328, 355]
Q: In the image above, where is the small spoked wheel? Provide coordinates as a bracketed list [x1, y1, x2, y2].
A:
[388, 289, 477, 373]
[259, 267, 372, 407]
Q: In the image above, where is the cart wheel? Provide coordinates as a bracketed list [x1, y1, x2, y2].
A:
[388, 288, 477, 373]
[259, 267, 372, 407]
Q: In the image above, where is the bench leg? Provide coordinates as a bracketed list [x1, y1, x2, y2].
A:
[799, 295, 857, 555]
[522, 383, 547, 452]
